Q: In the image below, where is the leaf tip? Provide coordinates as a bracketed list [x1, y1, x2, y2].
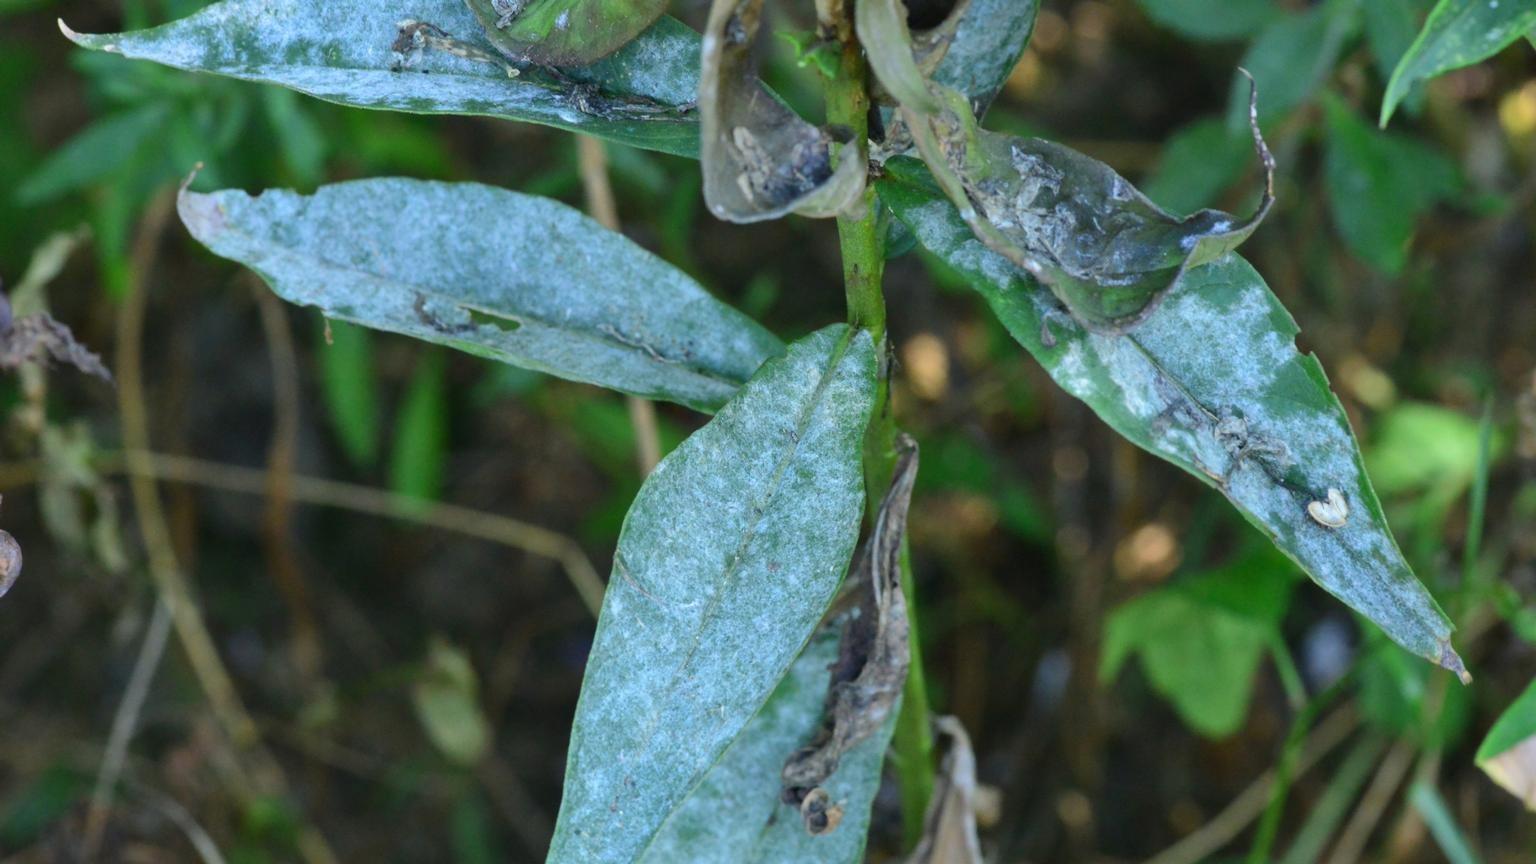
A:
[58, 18, 115, 52]
[1439, 640, 1472, 685]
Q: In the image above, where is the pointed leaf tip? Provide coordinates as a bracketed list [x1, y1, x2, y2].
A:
[1440, 641, 1472, 685]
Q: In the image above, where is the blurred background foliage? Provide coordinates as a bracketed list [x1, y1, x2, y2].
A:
[0, 0, 1534, 861]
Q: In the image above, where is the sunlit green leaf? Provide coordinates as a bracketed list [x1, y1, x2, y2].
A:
[1381, 0, 1536, 126]
[641, 627, 897, 862]
[550, 326, 877, 862]
[178, 178, 784, 413]
[62, 2, 704, 156]
[462, 0, 667, 67]
[882, 162, 1465, 677]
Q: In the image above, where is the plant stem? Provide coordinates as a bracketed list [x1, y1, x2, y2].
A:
[823, 22, 935, 848]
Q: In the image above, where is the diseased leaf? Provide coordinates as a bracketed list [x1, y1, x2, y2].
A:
[550, 325, 878, 863]
[904, 81, 1272, 332]
[641, 627, 895, 863]
[1140, 117, 1258, 216]
[1101, 548, 1298, 737]
[462, 0, 667, 67]
[61, 2, 704, 157]
[1323, 96, 1460, 273]
[931, 0, 1039, 114]
[178, 178, 783, 414]
[881, 161, 1466, 678]
[1137, 0, 1279, 42]
[700, 0, 866, 222]
[1381, 0, 1536, 126]
[858, 0, 971, 115]
[1477, 678, 1536, 810]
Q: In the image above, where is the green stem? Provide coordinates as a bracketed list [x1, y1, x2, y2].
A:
[823, 25, 934, 849]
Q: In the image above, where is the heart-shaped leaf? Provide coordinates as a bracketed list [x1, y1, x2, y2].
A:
[61, 1, 703, 156]
[700, 0, 866, 222]
[462, 0, 668, 66]
[881, 162, 1465, 678]
[551, 325, 877, 862]
[178, 178, 783, 413]
[1381, 0, 1536, 126]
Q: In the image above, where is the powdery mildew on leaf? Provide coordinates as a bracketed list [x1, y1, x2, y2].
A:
[463, 0, 668, 67]
[61, 0, 703, 156]
[550, 326, 877, 863]
[930, 0, 1039, 113]
[640, 627, 896, 863]
[1381, 0, 1536, 126]
[179, 178, 783, 413]
[882, 170, 1463, 677]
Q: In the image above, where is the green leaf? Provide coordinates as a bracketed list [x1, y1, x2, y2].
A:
[642, 627, 897, 862]
[1224, 2, 1359, 131]
[318, 320, 381, 468]
[1362, 0, 1428, 85]
[411, 637, 492, 767]
[1101, 549, 1297, 737]
[61, 2, 704, 156]
[1366, 402, 1490, 500]
[1140, 117, 1257, 216]
[1381, 0, 1536, 126]
[1136, 0, 1280, 42]
[550, 325, 878, 863]
[904, 84, 1272, 331]
[1409, 782, 1485, 864]
[462, 0, 667, 67]
[932, 0, 1040, 114]
[16, 103, 170, 204]
[1323, 96, 1461, 273]
[178, 178, 784, 414]
[389, 349, 447, 504]
[1476, 678, 1536, 808]
[881, 162, 1465, 677]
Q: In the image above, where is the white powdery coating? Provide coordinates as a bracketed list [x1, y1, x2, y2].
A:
[894, 189, 1450, 661]
[551, 327, 876, 863]
[68, 0, 700, 154]
[182, 179, 782, 411]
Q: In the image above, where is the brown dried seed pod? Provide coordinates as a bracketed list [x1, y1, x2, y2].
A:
[0, 529, 21, 598]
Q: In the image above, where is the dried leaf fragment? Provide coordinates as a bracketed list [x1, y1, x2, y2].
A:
[701, 0, 867, 222]
[782, 434, 917, 815]
[0, 287, 112, 382]
[462, 0, 668, 66]
[906, 716, 983, 864]
[905, 76, 1274, 332]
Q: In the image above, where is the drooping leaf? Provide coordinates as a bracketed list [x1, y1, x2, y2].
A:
[641, 626, 896, 863]
[61, 2, 704, 156]
[1381, 0, 1536, 126]
[881, 161, 1466, 678]
[462, 0, 667, 67]
[1101, 549, 1298, 737]
[1136, 0, 1280, 42]
[700, 0, 866, 223]
[904, 82, 1272, 332]
[1323, 95, 1461, 273]
[178, 178, 784, 413]
[931, 0, 1039, 114]
[549, 325, 877, 862]
[1477, 678, 1536, 809]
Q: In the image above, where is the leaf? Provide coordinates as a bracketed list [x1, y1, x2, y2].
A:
[904, 81, 1272, 332]
[700, 0, 866, 223]
[1476, 678, 1536, 809]
[389, 349, 447, 505]
[411, 637, 491, 767]
[905, 716, 983, 864]
[1408, 782, 1485, 864]
[61, 2, 704, 157]
[641, 627, 896, 863]
[858, 0, 971, 115]
[931, 0, 1040, 114]
[1362, 0, 1429, 86]
[1323, 96, 1461, 274]
[15, 103, 170, 204]
[881, 161, 1466, 678]
[1101, 549, 1298, 737]
[1381, 0, 1536, 126]
[550, 325, 878, 863]
[178, 178, 784, 414]
[1223, 3, 1359, 132]
[1136, 0, 1280, 42]
[318, 320, 381, 468]
[462, 0, 667, 67]
[1139, 117, 1258, 216]
[1366, 402, 1492, 500]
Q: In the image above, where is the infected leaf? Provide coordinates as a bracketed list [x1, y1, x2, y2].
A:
[905, 716, 983, 864]
[1381, 0, 1536, 126]
[857, 0, 972, 114]
[701, 0, 867, 222]
[929, 0, 1038, 116]
[905, 78, 1274, 332]
[463, 0, 668, 66]
[782, 434, 917, 806]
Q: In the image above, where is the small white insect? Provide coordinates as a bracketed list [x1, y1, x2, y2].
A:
[1307, 488, 1349, 528]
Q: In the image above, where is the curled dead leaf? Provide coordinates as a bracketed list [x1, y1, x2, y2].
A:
[906, 716, 982, 864]
[701, 0, 867, 222]
[0, 286, 112, 383]
[782, 434, 917, 815]
[904, 74, 1275, 332]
